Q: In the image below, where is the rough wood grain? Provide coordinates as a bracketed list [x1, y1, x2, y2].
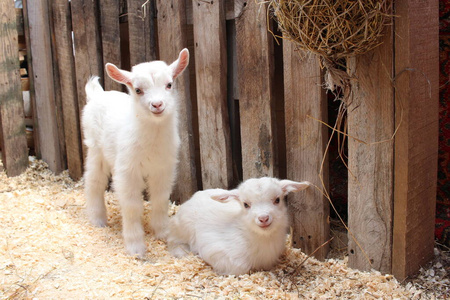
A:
[49, 2, 67, 172]
[192, 0, 233, 189]
[25, 0, 64, 173]
[0, 0, 28, 176]
[346, 21, 394, 273]
[99, 0, 122, 91]
[70, 0, 103, 158]
[283, 45, 329, 260]
[127, 0, 157, 66]
[392, 0, 439, 280]
[186, 0, 246, 23]
[156, 0, 198, 203]
[236, 1, 277, 179]
[21, 0, 40, 156]
[52, 0, 84, 180]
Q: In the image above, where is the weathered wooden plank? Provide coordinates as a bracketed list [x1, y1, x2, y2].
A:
[283, 46, 330, 260]
[236, 1, 277, 179]
[0, 0, 28, 176]
[70, 0, 103, 158]
[98, 0, 122, 91]
[392, 0, 439, 280]
[52, 0, 84, 180]
[24, 0, 64, 173]
[226, 20, 242, 184]
[186, 0, 246, 23]
[21, 0, 40, 156]
[16, 8, 24, 36]
[192, 0, 233, 189]
[156, 0, 198, 203]
[346, 19, 394, 273]
[49, 2, 67, 172]
[127, 0, 157, 66]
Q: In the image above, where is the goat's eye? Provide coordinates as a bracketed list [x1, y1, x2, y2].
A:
[166, 82, 172, 89]
[135, 88, 143, 95]
[243, 202, 251, 209]
[274, 197, 280, 204]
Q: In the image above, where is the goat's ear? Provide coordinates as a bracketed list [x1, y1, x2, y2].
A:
[210, 189, 239, 202]
[105, 63, 133, 87]
[279, 180, 311, 194]
[170, 48, 189, 79]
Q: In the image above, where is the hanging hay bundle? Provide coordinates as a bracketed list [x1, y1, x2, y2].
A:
[266, 0, 393, 102]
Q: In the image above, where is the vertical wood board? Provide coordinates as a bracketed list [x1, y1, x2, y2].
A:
[392, 0, 439, 280]
[193, 0, 233, 189]
[346, 24, 394, 273]
[22, 0, 40, 156]
[71, 0, 103, 108]
[71, 0, 103, 158]
[49, 1, 67, 172]
[156, 0, 198, 203]
[127, 0, 157, 66]
[52, 0, 84, 180]
[235, 1, 277, 179]
[99, 0, 122, 91]
[25, 0, 64, 173]
[283, 46, 330, 260]
[0, 0, 28, 176]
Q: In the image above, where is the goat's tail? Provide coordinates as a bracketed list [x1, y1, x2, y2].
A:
[85, 76, 104, 103]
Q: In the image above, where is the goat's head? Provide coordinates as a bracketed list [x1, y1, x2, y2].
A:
[105, 49, 189, 120]
[211, 177, 311, 235]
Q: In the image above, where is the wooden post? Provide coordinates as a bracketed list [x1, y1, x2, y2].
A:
[283, 46, 330, 260]
[192, 0, 233, 189]
[24, 0, 64, 174]
[51, 0, 84, 180]
[70, 0, 103, 107]
[48, 7, 67, 172]
[70, 0, 103, 158]
[22, 0, 39, 156]
[235, 1, 277, 179]
[0, 0, 28, 176]
[98, 0, 122, 91]
[156, 0, 198, 203]
[392, 0, 439, 280]
[127, 0, 157, 66]
[346, 21, 394, 273]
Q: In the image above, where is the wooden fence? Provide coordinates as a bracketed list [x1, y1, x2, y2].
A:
[0, 0, 439, 280]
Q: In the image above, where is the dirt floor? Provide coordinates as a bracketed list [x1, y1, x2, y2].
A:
[1, 158, 448, 299]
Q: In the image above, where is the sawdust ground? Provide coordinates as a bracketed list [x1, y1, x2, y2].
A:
[0, 158, 446, 299]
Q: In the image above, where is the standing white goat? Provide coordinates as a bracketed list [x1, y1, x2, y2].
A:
[82, 49, 189, 257]
[168, 177, 311, 275]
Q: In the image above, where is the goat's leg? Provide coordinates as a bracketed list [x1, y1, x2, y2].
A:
[147, 168, 175, 240]
[167, 215, 191, 257]
[84, 148, 110, 227]
[114, 170, 147, 257]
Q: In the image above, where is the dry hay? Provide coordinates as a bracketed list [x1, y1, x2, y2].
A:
[266, 0, 392, 61]
[0, 158, 446, 299]
[265, 0, 392, 102]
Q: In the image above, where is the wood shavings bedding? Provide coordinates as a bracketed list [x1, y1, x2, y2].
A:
[0, 158, 446, 299]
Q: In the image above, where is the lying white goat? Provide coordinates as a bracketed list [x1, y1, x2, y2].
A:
[82, 49, 189, 257]
[168, 177, 311, 275]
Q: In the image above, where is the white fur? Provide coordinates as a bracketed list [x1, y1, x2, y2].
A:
[82, 49, 189, 258]
[168, 177, 311, 275]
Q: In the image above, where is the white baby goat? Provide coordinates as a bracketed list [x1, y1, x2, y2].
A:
[168, 177, 311, 275]
[82, 49, 189, 258]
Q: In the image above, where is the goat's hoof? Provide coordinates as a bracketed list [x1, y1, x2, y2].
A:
[89, 216, 108, 227]
[150, 220, 169, 240]
[126, 242, 147, 259]
[169, 245, 189, 258]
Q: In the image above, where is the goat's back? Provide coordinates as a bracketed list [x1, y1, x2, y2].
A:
[82, 78, 131, 150]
